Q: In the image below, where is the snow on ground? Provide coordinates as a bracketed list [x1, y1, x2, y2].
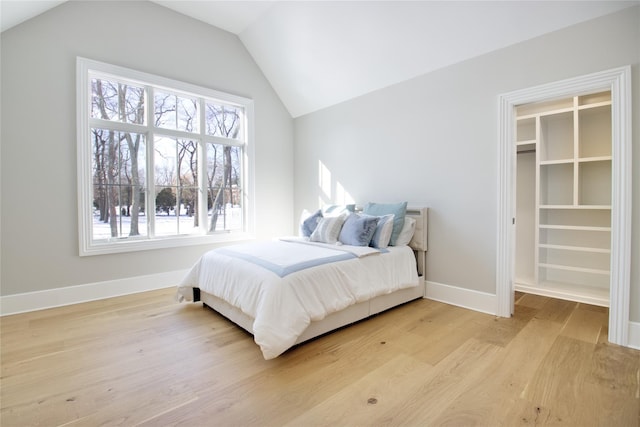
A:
[92, 206, 242, 240]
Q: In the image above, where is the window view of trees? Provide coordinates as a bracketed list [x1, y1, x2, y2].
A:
[205, 102, 242, 232]
[91, 79, 146, 239]
[89, 74, 244, 243]
[207, 143, 242, 232]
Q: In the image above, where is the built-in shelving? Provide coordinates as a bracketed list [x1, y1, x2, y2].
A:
[538, 243, 610, 254]
[514, 91, 612, 306]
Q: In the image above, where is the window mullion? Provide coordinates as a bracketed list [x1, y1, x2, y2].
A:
[175, 140, 180, 235]
[154, 127, 203, 141]
[117, 132, 123, 238]
[198, 98, 208, 233]
[203, 134, 244, 147]
[89, 117, 146, 134]
[147, 85, 156, 238]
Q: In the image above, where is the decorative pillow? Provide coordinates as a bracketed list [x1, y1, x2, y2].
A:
[299, 209, 323, 237]
[362, 202, 407, 246]
[321, 204, 356, 217]
[338, 213, 379, 246]
[368, 214, 395, 248]
[394, 216, 416, 246]
[310, 214, 347, 244]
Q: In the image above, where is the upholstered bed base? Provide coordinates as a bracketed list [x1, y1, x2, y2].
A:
[199, 283, 424, 346]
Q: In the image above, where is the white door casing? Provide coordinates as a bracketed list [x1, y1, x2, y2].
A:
[496, 66, 632, 346]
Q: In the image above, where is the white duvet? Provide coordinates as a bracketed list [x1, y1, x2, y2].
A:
[177, 238, 419, 359]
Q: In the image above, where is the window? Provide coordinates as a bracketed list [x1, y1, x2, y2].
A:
[77, 57, 254, 255]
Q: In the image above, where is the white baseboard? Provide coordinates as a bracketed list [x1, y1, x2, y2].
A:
[4, 275, 639, 350]
[0, 269, 189, 316]
[628, 321, 640, 350]
[425, 280, 497, 316]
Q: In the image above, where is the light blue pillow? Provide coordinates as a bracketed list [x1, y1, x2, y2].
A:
[310, 214, 347, 244]
[321, 204, 356, 217]
[363, 202, 407, 246]
[300, 209, 323, 237]
[368, 214, 395, 248]
[339, 213, 379, 246]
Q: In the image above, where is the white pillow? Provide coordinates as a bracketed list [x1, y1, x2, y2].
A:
[369, 214, 394, 248]
[310, 214, 347, 244]
[394, 217, 416, 246]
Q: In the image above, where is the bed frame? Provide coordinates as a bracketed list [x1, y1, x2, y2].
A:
[199, 207, 428, 347]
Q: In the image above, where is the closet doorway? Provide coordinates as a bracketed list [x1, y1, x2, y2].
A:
[515, 91, 612, 305]
[496, 66, 632, 347]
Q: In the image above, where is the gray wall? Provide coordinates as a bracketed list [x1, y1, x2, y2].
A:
[0, 1, 294, 296]
[294, 7, 640, 320]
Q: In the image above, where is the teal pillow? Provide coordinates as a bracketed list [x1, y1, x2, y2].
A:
[363, 202, 407, 246]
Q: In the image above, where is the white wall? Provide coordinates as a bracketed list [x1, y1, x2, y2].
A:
[294, 7, 640, 320]
[0, 1, 294, 297]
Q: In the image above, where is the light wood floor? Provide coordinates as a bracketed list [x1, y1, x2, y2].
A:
[1, 289, 638, 426]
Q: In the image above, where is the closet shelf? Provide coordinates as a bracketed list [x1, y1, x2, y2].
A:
[514, 281, 609, 307]
[539, 205, 611, 210]
[538, 263, 610, 275]
[539, 156, 611, 165]
[577, 100, 612, 110]
[517, 140, 536, 154]
[578, 156, 612, 163]
[517, 106, 574, 120]
[517, 139, 537, 146]
[538, 243, 610, 254]
[539, 224, 611, 232]
[540, 158, 573, 165]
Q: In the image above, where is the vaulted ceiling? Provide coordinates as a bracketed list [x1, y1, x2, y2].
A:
[2, 1, 637, 117]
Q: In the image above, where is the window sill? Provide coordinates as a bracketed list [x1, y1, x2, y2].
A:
[79, 232, 255, 256]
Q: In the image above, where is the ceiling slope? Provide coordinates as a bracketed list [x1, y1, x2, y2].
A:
[237, 1, 638, 117]
[0, 0, 65, 32]
[2, 1, 638, 117]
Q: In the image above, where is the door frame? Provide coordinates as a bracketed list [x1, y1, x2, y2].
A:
[496, 66, 632, 346]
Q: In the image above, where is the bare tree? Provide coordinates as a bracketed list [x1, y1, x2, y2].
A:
[177, 140, 198, 223]
[119, 84, 144, 236]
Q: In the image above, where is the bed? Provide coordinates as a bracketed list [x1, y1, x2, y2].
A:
[177, 206, 428, 359]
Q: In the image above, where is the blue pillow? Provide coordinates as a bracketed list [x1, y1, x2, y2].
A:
[301, 209, 323, 237]
[339, 213, 379, 246]
[363, 202, 407, 246]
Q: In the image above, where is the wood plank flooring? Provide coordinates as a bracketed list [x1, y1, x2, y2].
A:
[1, 289, 638, 426]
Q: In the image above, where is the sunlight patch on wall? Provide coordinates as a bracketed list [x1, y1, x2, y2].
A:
[319, 160, 331, 205]
[318, 160, 354, 207]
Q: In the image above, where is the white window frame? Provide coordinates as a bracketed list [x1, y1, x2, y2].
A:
[77, 57, 255, 256]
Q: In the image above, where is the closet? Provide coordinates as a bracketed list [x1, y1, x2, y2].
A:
[514, 91, 612, 306]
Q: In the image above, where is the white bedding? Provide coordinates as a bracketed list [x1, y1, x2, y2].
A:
[177, 239, 419, 359]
